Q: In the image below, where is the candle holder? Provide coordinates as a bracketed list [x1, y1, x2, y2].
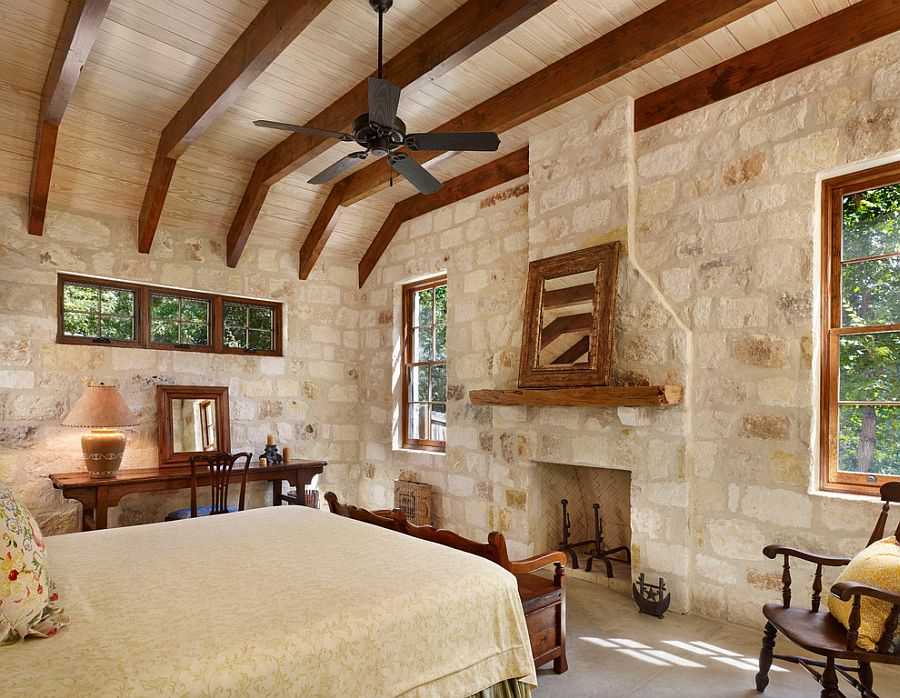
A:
[260, 443, 283, 465]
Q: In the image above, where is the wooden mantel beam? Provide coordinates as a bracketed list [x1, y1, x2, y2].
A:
[137, 0, 333, 254]
[634, 0, 900, 131]
[331, 0, 774, 210]
[357, 147, 529, 287]
[226, 0, 557, 268]
[29, 0, 110, 236]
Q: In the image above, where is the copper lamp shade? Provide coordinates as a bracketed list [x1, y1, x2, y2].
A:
[63, 384, 138, 479]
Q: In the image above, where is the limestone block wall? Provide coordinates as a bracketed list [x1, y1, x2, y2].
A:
[0, 194, 361, 532]
[633, 32, 900, 626]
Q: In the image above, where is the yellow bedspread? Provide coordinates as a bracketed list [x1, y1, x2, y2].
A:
[4, 506, 536, 697]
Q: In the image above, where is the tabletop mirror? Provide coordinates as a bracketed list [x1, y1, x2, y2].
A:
[157, 385, 231, 466]
[518, 242, 621, 388]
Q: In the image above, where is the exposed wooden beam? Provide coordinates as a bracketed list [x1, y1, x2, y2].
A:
[137, 0, 333, 254]
[29, 0, 110, 236]
[542, 284, 595, 309]
[540, 313, 594, 349]
[551, 336, 590, 364]
[336, 0, 774, 207]
[357, 147, 529, 287]
[298, 180, 348, 280]
[635, 0, 900, 131]
[226, 0, 556, 267]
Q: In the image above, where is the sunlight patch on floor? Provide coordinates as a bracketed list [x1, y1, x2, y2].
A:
[577, 637, 789, 673]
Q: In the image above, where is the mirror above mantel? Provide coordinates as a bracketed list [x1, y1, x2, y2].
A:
[156, 385, 231, 466]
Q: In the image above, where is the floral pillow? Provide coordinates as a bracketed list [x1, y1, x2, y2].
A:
[1, 482, 68, 645]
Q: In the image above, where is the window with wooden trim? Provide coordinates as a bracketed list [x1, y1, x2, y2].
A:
[402, 275, 447, 452]
[57, 274, 282, 357]
[821, 162, 900, 495]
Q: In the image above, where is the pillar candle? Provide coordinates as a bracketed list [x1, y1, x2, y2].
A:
[266, 434, 275, 445]
[259, 456, 268, 467]
[282, 447, 292, 463]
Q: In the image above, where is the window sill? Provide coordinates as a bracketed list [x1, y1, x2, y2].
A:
[393, 447, 446, 457]
[810, 488, 882, 503]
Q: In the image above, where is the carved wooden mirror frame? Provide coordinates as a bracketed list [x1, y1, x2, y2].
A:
[518, 242, 621, 388]
[156, 385, 231, 466]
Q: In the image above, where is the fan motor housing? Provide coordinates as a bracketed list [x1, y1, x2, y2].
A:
[352, 113, 405, 155]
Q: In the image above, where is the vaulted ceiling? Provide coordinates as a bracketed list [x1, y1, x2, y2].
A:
[1, 0, 876, 276]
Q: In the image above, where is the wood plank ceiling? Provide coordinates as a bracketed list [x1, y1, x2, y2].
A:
[0, 0, 868, 272]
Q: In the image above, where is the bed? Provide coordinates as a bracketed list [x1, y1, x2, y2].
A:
[3, 506, 537, 697]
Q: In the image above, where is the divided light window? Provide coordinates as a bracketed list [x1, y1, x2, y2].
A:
[821, 162, 900, 495]
[402, 275, 447, 453]
[57, 274, 282, 357]
[60, 278, 137, 346]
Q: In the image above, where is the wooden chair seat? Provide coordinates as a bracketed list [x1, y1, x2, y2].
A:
[763, 604, 900, 665]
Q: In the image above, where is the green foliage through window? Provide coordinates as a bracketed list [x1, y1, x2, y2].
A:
[149, 293, 210, 347]
[223, 301, 275, 352]
[61, 282, 135, 341]
[836, 181, 900, 478]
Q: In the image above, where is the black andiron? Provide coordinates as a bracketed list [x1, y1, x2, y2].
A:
[559, 499, 632, 578]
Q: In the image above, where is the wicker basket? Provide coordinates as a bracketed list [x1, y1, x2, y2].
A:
[394, 480, 432, 526]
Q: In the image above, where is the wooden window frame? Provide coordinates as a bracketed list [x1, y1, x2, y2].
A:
[57, 274, 141, 348]
[401, 275, 447, 453]
[57, 274, 282, 357]
[145, 286, 217, 353]
[820, 161, 900, 495]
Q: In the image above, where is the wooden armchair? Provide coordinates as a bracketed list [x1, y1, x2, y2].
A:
[756, 482, 900, 697]
[323, 493, 568, 673]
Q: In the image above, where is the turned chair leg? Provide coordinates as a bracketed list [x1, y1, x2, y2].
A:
[756, 622, 777, 692]
[821, 657, 840, 698]
[858, 661, 874, 698]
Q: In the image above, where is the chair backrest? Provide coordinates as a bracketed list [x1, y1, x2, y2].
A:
[868, 482, 900, 546]
[323, 492, 406, 532]
[188, 452, 251, 517]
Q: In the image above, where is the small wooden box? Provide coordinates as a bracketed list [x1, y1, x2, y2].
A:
[394, 480, 432, 526]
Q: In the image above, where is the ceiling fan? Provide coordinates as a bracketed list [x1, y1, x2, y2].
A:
[253, 0, 501, 195]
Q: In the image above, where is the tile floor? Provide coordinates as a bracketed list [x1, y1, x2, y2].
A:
[534, 576, 900, 697]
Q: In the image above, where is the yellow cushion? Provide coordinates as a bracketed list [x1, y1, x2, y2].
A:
[827, 536, 900, 651]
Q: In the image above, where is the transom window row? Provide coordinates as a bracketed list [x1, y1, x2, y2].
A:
[57, 274, 282, 357]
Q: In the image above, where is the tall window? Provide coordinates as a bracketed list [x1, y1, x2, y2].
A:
[821, 162, 900, 494]
[402, 275, 447, 452]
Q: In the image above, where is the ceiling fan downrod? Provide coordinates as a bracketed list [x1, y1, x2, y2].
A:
[368, 1, 392, 79]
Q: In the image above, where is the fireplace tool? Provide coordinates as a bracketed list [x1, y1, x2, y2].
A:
[559, 499, 631, 578]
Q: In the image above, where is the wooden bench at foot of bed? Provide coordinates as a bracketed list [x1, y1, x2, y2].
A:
[324, 492, 568, 674]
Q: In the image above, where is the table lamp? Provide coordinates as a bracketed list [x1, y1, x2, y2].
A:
[63, 383, 138, 478]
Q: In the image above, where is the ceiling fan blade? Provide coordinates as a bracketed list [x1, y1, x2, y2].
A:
[405, 131, 500, 152]
[253, 120, 352, 141]
[368, 77, 401, 128]
[308, 152, 368, 185]
[388, 153, 441, 195]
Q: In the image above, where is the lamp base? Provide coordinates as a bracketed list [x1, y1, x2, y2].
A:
[82, 429, 126, 478]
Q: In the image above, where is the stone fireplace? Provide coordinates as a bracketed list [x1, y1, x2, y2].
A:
[537, 462, 632, 589]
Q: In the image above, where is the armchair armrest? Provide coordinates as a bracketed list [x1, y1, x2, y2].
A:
[762, 545, 851, 567]
[762, 545, 851, 611]
[832, 581, 900, 606]
[831, 581, 900, 654]
[509, 550, 567, 575]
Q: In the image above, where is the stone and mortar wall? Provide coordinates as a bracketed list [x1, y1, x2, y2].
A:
[0, 194, 360, 532]
[634, 32, 900, 626]
[355, 33, 900, 626]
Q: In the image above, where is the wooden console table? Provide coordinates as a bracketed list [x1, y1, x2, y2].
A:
[49, 460, 326, 531]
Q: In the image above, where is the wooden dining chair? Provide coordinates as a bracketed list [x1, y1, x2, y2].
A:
[756, 482, 900, 697]
[165, 452, 252, 521]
